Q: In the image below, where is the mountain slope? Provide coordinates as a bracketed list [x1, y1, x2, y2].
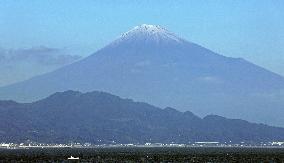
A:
[0, 24, 284, 126]
[0, 90, 284, 143]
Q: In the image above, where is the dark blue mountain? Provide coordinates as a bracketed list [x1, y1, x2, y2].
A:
[0, 24, 284, 126]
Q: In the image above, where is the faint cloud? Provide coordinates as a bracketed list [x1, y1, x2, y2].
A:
[130, 68, 142, 74]
[0, 46, 81, 65]
[249, 90, 284, 102]
[0, 46, 82, 86]
[197, 76, 224, 84]
[135, 60, 151, 67]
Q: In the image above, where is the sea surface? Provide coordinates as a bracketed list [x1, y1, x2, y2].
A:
[0, 147, 283, 162]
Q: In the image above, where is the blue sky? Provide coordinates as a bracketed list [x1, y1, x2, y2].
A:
[1, 0, 284, 76]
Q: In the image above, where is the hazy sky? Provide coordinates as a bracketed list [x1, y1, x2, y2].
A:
[1, 0, 284, 76]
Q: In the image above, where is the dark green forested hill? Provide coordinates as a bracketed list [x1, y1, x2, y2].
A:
[0, 90, 284, 144]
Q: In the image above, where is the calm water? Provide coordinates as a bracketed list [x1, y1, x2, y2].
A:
[0, 147, 283, 162]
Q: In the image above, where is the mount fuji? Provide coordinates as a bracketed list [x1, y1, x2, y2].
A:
[1, 24, 284, 126]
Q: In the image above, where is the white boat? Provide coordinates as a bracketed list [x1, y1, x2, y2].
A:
[68, 156, 79, 160]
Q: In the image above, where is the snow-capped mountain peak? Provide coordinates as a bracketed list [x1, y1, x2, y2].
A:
[111, 24, 184, 46]
[128, 24, 168, 34]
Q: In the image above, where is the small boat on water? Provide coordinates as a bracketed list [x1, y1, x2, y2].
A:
[68, 156, 79, 160]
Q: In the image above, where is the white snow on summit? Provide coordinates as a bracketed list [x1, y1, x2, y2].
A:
[111, 24, 184, 45]
[125, 24, 169, 35]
